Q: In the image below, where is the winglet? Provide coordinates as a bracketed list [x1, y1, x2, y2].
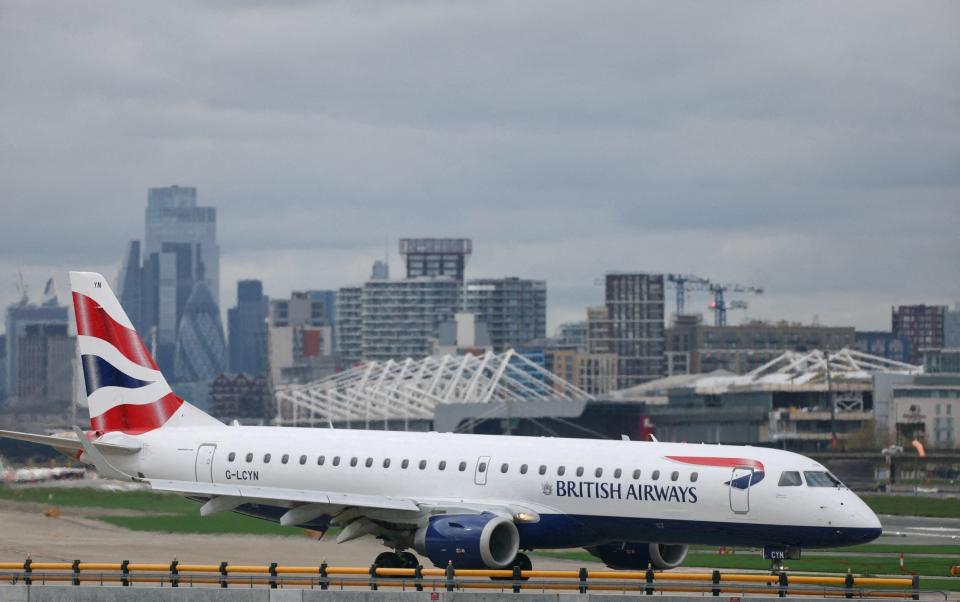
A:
[72, 426, 142, 482]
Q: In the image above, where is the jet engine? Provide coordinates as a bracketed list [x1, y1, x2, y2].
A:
[586, 542, 689, 570]
[413, 513, 520, 569]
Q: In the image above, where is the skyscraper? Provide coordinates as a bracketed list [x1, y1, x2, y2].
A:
[173, 281, 227, 384]
[227, 280, 269, 377]
[116, 186, 221, 374]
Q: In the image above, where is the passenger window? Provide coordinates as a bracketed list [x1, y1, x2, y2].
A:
[458, 461, 467, 471]
[350, 457, 358, 467]
[418, 460, 427, 470]
[318, 455, 325, 466]
[501, 463, 509, 473]
[576, 466, 584, 477]
[438, 460, 447, 471]
[245, 453, 253, 463]
[595, 468, 603, 478]
[478, 462, 487, 472]
[299, 455, 307, 465]
[228, 452, 236, 462]
[365, 457, 373, 468]
[652, 470, 660, 480]
[264, 453, 271, 463]
[671, 471, 679, 481]
[690, 472, 698, 483]
[632, 469, 641, 479]
[557, 466, 566, 476]
[778, 471, 802, 486]
[539, 465, 547, 475]
[614, 468, 622, 479]
[383, 458, 391, 468]
[332, 456, 341, 466]
[520, 464, 528, 475]
[281, 454, 289, 464]
[401, 459, 409, 469]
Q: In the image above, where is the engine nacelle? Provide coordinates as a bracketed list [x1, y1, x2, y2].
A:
[414, 513, 520, 569]
[587, 542, 689, 570]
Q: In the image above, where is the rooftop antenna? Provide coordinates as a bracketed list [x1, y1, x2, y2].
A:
[14, 270, 28, 305]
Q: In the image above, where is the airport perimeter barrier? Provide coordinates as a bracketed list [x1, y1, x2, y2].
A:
[0, 560, 928, 600]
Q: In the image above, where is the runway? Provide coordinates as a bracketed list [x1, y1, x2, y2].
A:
[877, 514, 960, 545]
[0, 499, 605, 570]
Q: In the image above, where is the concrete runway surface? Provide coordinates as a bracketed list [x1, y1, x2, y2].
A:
[0, 500, 605, 569]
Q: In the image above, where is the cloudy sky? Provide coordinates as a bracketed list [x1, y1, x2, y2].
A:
[1, 1, 957, 334]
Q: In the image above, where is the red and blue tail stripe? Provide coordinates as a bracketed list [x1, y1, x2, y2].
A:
[80, 355, 155, 396]
[73, 292, 157, 370]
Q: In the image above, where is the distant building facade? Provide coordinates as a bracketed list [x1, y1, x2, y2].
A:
[267, 291, 337, 385]
[342, 278, 462, 363]
[550, 349, 618, 395]
[227, 280, 269, 377]
[463, 278, 546, 352]
[665, 320, 856, 375]
[210, 373, 273, 423]
[892, 304, 946, 364]
[587, 274, 665, 389]
[371, 260, 390, 281]
[4, 293, 73, 405]
[945, 302, 960, 348]
[399, 238, 472, 281]
[855, 331, 913, 365]
[554, 321, 588, 351]
[891, 348, 960, 449]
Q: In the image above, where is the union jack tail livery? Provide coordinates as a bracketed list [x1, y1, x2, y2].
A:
[70, 271, 221, 434]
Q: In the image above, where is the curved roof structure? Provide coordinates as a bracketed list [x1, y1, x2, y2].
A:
[273, 350, 593, 427]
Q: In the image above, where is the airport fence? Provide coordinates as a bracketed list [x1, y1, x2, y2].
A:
[0, 559, 932, 599]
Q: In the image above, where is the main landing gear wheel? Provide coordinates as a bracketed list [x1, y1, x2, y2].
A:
[491, 552, 532, 581]
[398, 552, 419, 569]
[374, 552, 403, 568]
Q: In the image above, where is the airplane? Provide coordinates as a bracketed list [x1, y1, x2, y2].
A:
[0, 271, 882, 571]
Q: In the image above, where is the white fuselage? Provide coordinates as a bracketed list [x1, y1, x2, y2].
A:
[109, 426, 882, 550]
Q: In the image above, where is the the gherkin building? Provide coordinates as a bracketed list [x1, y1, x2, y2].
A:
[174, 281, 226, 383]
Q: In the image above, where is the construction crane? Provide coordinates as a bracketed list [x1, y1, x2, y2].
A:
[709, 282, 763, 326]
[666, 274, 711, 316]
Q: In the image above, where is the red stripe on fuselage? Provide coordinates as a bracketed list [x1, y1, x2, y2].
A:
[665, 456, 765, 471]
[72, 292, 157, 370]
[90, 393, 183, 434]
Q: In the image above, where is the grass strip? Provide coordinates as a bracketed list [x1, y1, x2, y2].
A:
[860, 494, 960, 518]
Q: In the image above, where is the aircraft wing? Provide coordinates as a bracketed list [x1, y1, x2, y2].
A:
[147, 478, 421, 512]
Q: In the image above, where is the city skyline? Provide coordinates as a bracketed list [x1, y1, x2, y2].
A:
[1, 2, 958, 333]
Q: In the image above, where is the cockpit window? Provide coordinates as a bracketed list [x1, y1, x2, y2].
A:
[804, 471, 843, 487]
[778, 471, 802, 486]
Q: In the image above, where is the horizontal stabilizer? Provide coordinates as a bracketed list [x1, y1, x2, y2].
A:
[0, 429, 141, 454]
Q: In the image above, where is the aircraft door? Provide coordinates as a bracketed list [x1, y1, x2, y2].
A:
[729, 466, 753, 514]
[474, 456, 491, 486]
[195, 444, 217, 482]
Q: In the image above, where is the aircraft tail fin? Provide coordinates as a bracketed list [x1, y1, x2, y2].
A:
[70, 271, 222, 434]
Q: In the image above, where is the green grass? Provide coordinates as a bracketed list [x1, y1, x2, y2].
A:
[690, 543, 960, 555]
[0, 485, 304, 537]
[535, 549, 958, 578]
[860, 494, 960, 518]
[0, 485, 195, 513]
[98, 513, 298, 536]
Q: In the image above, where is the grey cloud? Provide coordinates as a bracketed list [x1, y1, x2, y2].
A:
[1, 0, 958, 332]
